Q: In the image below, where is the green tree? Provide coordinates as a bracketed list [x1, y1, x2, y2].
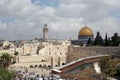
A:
[0, 66, 13, 80]
[114, 50, 120, 58]
[13, 51, 19, 63]
[115, 66, 120, 79]
[94, 32, 103, 46]
[0, 53, 12, 68]
[104, 33, 110, 46]
[99, 56, 120, 79]
[14, 51, 18, 56]
[107, 37, 111, 46]
[111, 33, 120, 46]
[87, 38, 94, 46]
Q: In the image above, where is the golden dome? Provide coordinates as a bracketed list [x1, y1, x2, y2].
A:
[79, 26, 93, 36]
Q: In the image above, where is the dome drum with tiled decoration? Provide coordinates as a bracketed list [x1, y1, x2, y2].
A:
[78, 26, 94, 45]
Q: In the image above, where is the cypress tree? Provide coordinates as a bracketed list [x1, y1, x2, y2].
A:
[94, 32, 103, 46]
[107, 37, 111, 46]
[104, 33, 109, 46]
[87, 38, 93, 46]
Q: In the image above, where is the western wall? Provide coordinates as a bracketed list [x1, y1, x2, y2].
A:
[67, 45, 120, 63]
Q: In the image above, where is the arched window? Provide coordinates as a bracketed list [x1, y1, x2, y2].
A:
[55, 65, 58, 67]
[48, 65, 51, 68]
[30, 65, 33, 68]
[43, 64, 47, 68]
[62, 63, 65, 65]
[35, 65, 38, 68]
[39, 65, 42, 68]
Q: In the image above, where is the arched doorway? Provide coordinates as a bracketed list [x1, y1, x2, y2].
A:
[48, 65, 51, 68]
[34, 65, 38, 68]
[30, 65, 33, 68]
[62, 63, 65, 65]
[43, 64, 47, 68]
[39, 64, 42, 68]
[55, 65, 58, 67]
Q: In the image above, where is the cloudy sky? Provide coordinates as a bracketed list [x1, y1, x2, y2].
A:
[0, 0, 120, 40]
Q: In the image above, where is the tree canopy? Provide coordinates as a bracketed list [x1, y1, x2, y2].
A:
[94, 32, 103, 46]
[86, 32, 120, 46]
[104, 33, 111, 46]
[0, 53, 12, 68]
[111, 33, 120, 46]
[99, 56, 120, 79]
[14, 51, 19, 56]
[87, 38, 94, 46]
[0, 67, 13, 80]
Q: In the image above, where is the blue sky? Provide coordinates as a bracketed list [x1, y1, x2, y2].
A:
[0, 0, 120, 40]
[110, 10, 120, 19]
[31, 0, 59, 7]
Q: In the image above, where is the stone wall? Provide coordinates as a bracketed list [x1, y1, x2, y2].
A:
[67, 45, 120, 63]
[14, 55, 66, 68]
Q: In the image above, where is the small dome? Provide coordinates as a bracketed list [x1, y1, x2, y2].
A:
[79, 26, 93, 36]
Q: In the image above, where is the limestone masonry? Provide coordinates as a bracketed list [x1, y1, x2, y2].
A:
[67, 45, 120, 63]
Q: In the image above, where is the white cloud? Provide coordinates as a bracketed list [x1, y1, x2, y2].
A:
[0, 0, 120, 40]
[89, 17, 120, 38]
[0, 21, 7, 30]
[100, 0, 120, 8]
[0, 0, 40, 20]
[60, 0, 120, 8]
[55, 3, 88, 18]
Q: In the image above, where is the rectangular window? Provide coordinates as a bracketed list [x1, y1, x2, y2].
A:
[55, 53, 57, 55]
[60, 52, 62, 55]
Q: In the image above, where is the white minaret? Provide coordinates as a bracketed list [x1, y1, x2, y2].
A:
[43, 24, 48, 41]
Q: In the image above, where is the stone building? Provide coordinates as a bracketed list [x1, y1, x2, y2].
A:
[0, 40, 16, 56]
[0, 24, 71, 68]
[12, 24, 71, 68]
[14, 40, 71, 68]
